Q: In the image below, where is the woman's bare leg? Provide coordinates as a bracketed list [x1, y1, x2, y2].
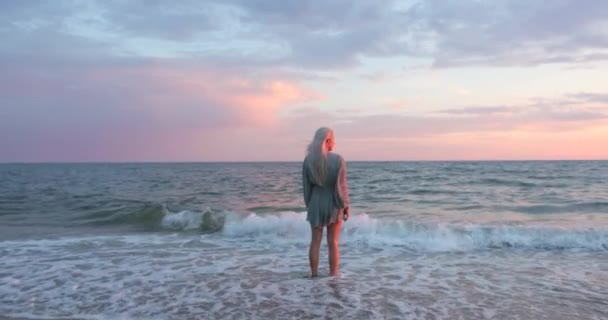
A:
[309, 226, 324, 277]
[327, 219, 343, 276]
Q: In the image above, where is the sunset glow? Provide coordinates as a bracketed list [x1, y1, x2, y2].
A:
[1, 1, 607, 162]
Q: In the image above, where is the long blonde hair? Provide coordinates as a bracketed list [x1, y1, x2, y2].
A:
[306, 127, 333, 186]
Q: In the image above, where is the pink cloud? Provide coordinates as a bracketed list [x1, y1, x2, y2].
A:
[0, 61, 322, 161]
[4, 62, 319, 123]
[104, 66, 320, 127]
[278, 94, 608, 161]
[218, 80, 319, 126]
[3, 55, 608, 162]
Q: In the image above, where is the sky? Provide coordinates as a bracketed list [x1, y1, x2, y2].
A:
[1, 0, 608, 162]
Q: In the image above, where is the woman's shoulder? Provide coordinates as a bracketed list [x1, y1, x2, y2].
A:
[329, 152, 345, 162]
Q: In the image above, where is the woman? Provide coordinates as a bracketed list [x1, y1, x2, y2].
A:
[302, 127, 350, 277]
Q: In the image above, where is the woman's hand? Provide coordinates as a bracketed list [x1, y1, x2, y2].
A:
[343, 207, 350, 221]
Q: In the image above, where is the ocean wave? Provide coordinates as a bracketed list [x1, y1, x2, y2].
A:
[508, 202, 608, 214]
[161, 208, 226, 232]
[219, 212, 608, 252]
[408, 188, 459, 195]
[66, 204, 608, 251]
[2, 210, 607, 253]
[79, 203, 166, 229]
[78, 202, 228, 233]
[475, 178, 537, 188]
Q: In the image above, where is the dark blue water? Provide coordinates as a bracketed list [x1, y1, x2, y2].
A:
[1, 161, 607, 319]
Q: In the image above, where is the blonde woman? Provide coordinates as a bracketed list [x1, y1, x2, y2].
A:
[302, 127, 350, 277]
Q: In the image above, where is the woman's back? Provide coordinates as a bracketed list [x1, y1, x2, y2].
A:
[303, 152, 341, 186]
[303, 152, 349, 227]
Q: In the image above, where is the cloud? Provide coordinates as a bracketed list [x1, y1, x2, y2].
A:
[407, 0, 608, 67]
[282, 97, 608, 161]
[2, 1, 608, 161]
[285, 92, 608, 144]
[230, 0, 608, 68]
[566, 92, 608, 103]
[437, 105, 516, 116]
[0, 55, 319, 161]
[98, 0, 217, 40]
[436, 93, 608, 122]
[3, 0, 607, 70]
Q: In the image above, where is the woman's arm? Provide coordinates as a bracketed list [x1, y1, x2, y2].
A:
[336, 156, 350, 209]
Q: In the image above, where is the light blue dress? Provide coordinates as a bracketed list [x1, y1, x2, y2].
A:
[302, 153, 350, 227]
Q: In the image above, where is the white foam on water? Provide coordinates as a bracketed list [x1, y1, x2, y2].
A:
[1, 232, 607, 320]
[153, 208, 608, 252]
[160, 210, 204, 230]
[1, 213, 608, 319]
[215, 211, 608, 251]
[222, 211, 310, 239]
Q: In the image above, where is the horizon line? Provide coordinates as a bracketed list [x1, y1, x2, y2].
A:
[1, 159, 607, 164]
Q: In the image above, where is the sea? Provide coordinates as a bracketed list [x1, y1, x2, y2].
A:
[0, 161, 607, 320]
